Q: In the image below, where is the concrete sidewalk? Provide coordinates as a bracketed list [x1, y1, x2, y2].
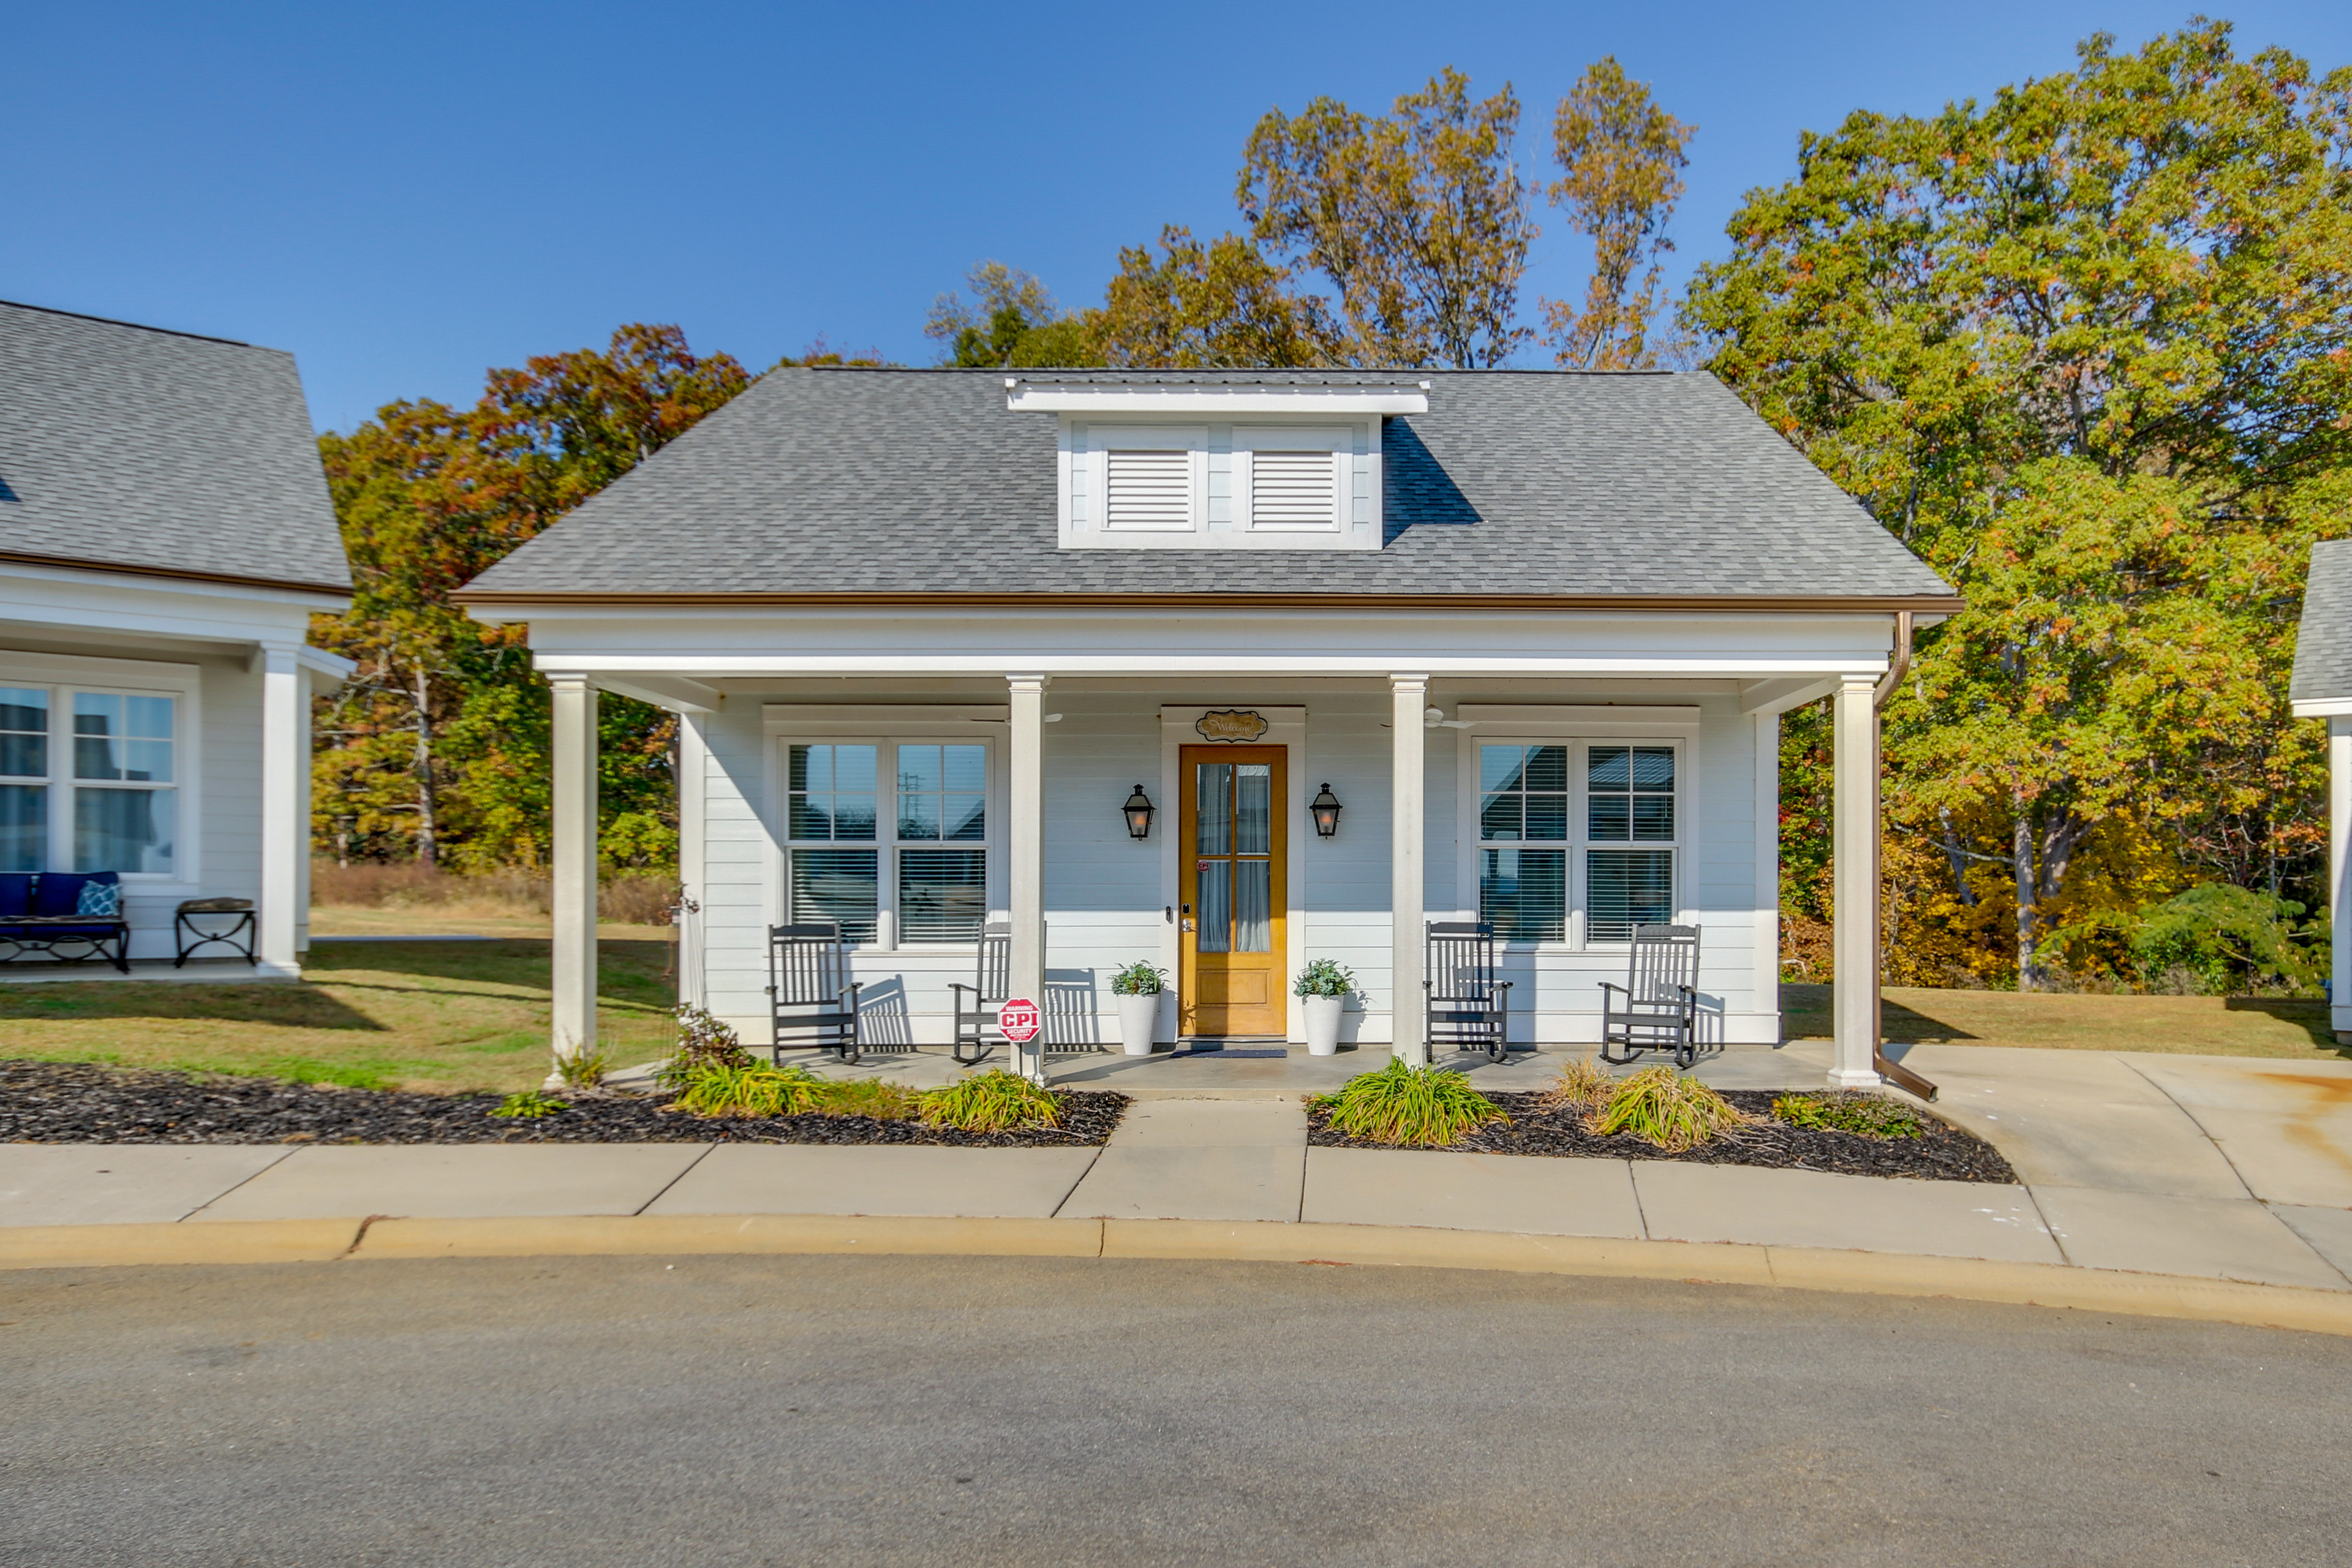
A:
[6, 1044, 2351, 1295]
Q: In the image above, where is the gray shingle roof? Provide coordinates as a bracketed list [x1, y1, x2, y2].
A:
[0, 300, 350, 593]
[2292, 540, 2352, 703]
[459, 367, 1955, 603]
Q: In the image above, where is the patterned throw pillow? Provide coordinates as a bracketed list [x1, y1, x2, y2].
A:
[75, 880, 122, 918]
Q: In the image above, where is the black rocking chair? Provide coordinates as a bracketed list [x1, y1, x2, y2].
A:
[1425, 921, 1512, 1063]
[767, 922, 863, 1063]
[948, 922, 1011, 1066]
[1599, 923, 1703, 1069]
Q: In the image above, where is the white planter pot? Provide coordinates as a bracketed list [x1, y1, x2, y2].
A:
[1116, 991, 1163, 1056]
[1302, 993, 1346, 1056]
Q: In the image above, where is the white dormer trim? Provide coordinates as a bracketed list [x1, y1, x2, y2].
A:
[1009, 380, 1429, 416]
[1057, 417, 1382, 552]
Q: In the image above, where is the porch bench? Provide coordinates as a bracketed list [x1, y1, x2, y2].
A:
[0, 872, 131, 974]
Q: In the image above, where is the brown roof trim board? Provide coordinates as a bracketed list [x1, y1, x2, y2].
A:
[451, 588, 1966, 614]
[0, 548, 354, 599]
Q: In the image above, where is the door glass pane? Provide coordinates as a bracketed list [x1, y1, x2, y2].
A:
[1195, 764, 1232, 854]
[75, 786, 173, 874]
[789, 848, 878, 944]
[1588, 850, 1673, 943]
[788, 744, 876, 841]
[1235, 764, 1271, 854]
[1480, 849, 1565, 942]
[899, 849, 986, 943]
[1195, 858, 1232, 953]
[0, 688, 47, 778]
[1233, 858, 1272, 952]
[0, 784, 43, 872]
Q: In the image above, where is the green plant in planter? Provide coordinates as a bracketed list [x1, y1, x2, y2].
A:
[919, 1069, 1063, 1133]
[1292, 958, 1358, 998]
[1312, 1060, 1507, 1147]
[1589, 1066, 1745, 1152]
[1109, 961, 1168, 996]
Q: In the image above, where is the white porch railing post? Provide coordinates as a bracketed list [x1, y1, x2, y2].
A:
[1830, 673, 1882, 1087]
[257, 644, 304, 976]
[1008, 673, 1049, 1082]
[2333, 716, 2351, 1044]
[1391, 673, 1428, 1067]
[549, 673, 599, 1068]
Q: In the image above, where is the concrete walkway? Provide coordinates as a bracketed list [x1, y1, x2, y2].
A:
[7, 1043, 2352, 1296]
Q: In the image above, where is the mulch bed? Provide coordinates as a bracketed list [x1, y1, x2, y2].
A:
[0, 1060, 1127, 1148]
[1310, 1089, 2018, 1183]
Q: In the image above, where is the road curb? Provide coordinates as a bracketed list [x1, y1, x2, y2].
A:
[5, 1213, 2351, 1336]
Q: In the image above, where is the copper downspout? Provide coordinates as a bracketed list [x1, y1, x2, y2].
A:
[1870, 611, 1937, 1101]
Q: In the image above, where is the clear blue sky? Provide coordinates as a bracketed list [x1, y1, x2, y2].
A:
[6, 2, 2347, 436]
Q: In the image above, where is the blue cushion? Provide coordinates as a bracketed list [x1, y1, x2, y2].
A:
[33, 872, 117, 919]
[0, 875, 31, 918]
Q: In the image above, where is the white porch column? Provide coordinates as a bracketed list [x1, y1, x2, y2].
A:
[2333, 717, 2352, 1043]
[1007, 673, 1049, 1082]
[257, 644, 304, 976]
[677, 711, 709, 1013]
[1391, 673, 1428, 1066]
[1830, 674, 1881, 1087]
[549, 673, 598, 1065]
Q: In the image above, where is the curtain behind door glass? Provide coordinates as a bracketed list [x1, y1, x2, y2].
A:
[1195, 764, 1232, 854]
[1195, 859, 1232, 952]
[1234, 859, 1272, 952]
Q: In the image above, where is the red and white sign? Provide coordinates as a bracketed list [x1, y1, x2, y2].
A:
[998, 997, 1042, 1044]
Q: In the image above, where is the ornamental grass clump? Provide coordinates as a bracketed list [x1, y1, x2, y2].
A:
[1589, 1065, 1746, 1152]
[1314, 1060, 1509, 1148]
[918, 1069, 1063, 1133]
[671, 1061, 828, 1118]
[1540, 1055, 1613, 1113]
[1771, 1092, 1928, 1140]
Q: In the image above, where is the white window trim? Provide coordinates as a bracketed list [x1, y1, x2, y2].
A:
[1058, 418, 1382, 552]
[0, 651, 202, 888]
[1234, 426, 1349, 535]
[1453, 712, 1698, 952]
[764, 725, 1003, 952]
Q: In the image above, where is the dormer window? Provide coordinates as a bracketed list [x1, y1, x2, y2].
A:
[1011, 378, 1428, 554]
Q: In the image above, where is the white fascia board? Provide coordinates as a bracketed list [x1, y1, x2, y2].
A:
[1, 573, 331, 649]
[595, 674, 726, 714]
[1737, 675, 1842, 716]
[2291, 697, 2352, 718]
[0, 557, 350, 612]
[1009, 383, 1429, 415]
[535, 653, 1896, 678]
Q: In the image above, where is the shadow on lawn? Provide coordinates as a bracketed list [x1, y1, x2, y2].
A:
[0, 938, 675, 1033]
[2222, 997, 2343, 1053]
[1777, 982, 1981, 1042]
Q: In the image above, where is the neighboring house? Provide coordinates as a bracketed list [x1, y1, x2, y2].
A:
[456, 368, 1960, 1085]
[2290, 538, 2352, 1044]
[0, 300, 352, 976]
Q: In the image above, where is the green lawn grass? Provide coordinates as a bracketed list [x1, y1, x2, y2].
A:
[1781, 982, 2348, 1060]
[0, 938, 680, 1093]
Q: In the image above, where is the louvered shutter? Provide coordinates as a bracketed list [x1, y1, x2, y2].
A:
[1104, 449, 1194, 530]
[1247, 448, 1340, 531]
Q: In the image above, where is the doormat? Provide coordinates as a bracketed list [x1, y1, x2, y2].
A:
[1167, 1047, 1290, 1058]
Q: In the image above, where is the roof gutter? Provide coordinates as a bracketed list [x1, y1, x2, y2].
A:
[1868, 609, 1937, 1102]
[450, 588, 1967, 616]
[0, 548, 353, 600]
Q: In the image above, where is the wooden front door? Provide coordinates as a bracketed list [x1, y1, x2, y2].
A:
[1178, 745, 1286, 1037]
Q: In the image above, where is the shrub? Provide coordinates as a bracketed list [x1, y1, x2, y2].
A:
[1313, 1060, 1508, 1148]
[2129, 884, 2323, 995]
[1540, 1055, 1612, 1112]
[658, 1005, 753, 1089]
[1589, 1066, 1745, 1152]
[1292, 958, 1357, 998]
[1110, 960, 1168, 996]
[1771, 1092, 1928, 1139]
[671, 1061, 827, 1118]
[818, 1078, 921, 1121]
[919, 1070, 1063, 1133]
[489, 1090, 567, 1119]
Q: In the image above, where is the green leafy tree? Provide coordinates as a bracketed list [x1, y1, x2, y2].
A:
[1093, 225, 1345, 368]
[1544, 56, 1695, 369]
[1238, 67, 1537, 368]
[926, 262, 1101, 368]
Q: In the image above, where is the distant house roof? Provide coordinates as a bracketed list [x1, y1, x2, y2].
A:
[456, 368, 1958, 609]
[2292, 540, 2352, 705]
[0, 300, 350, 595]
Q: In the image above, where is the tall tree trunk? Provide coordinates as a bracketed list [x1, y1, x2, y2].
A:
[2014, 805, 2038, 992]
[411, 662, 438, 869]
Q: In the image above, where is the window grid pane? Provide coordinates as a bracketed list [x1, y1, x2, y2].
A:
[899, 850, 986, 944]
[0, 688, 47, 779]
[895, 744, 986, 843]
[75, 786, 173, 875]
[1588, 850, 1673, 944]
[1481, 849, 1566, 943]
[0, 784, 44, 872]
[1479, 744, 1568, 843]
[788, 744, 877, 842]
[790, 849, 878, 945]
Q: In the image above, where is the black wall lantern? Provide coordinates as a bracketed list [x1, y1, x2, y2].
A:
[1311, 782, 1343, 840]
[1122, 785, 1156, 840]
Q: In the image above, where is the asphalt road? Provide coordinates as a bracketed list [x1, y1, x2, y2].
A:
[6, 1253, 2350, 1566]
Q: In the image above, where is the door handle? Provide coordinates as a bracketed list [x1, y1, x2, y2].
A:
[1182, 919, 1196, 932]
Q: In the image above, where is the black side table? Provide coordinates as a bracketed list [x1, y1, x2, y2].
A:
[175, 899, 257, 967]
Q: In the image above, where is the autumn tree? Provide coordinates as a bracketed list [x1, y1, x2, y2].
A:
[1238, 67, 1537, 368]
[1544, 56, 1694, 369]
[926, 262, 1101, 368]
[1686, 21, 2352, 986]
[1092, 226, 1344, 368]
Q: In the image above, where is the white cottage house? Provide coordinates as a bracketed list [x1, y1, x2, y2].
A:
[0, 300, 352, 976]
[2290, 538, 2352, 1044]
[456, 368, 1959, 1086]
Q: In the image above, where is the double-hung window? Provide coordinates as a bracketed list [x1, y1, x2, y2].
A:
[1476, 739, 1679, 946]
[0, 684, 179, 876]
[783, 741, 990, 947]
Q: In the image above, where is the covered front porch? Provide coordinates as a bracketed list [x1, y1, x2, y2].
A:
[516, 605, 1910, 1091]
